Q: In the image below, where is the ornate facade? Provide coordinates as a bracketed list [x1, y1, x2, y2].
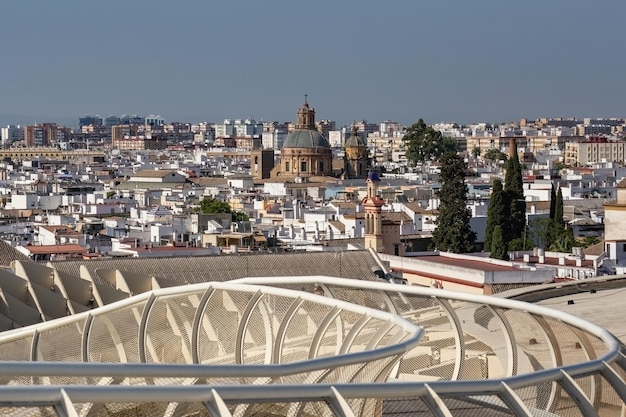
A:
[272, 98, 332, 178]
[343, 126, 368, 178]
[363, 171, 385, 252]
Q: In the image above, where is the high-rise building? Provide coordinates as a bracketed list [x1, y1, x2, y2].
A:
[120, 114, 145, 125]
[24, 124, 71, 147]
[79, 115, 103, 128]
[1, 125, 24, 145]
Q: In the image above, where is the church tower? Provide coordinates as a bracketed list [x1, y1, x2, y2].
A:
[274, 96, 332, 178]
[344, 125, 368, 178]
[363, 171, 384, 252]
[295, 95, 316, 129]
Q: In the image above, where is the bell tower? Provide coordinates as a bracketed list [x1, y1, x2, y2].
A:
[295, 94, 316, 129]
[344, 125, 368, 178]
[363, 171, 384, 252]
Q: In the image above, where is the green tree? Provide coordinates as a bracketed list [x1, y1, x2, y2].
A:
[529, 217, 553, 249]
[550, 227, 575, 252]
[490, 225, 507, 260]
[431, 152, 476, 253]
[471, 146, 481, 158]
[504, 141, 526, 242]
[403, 119, 457, 166]
[484, 179, 506, 255]
[484, 148, 508, 161]
[232, 211, 250, 222]
[581, 235, 601, 248]
[198, 197, 231, 214]
[549, 184, 556, 219]
[197, 197, 249, 222]
[549, 187, 567, 250]
[553, 187, 564, 227]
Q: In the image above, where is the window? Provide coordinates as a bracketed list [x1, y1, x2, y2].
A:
[301, 161, 307, 171]
[319, 162, 324, 172]
[285, 162, 290, 171]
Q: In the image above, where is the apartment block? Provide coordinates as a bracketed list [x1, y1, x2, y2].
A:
[564, 137, 626, 165]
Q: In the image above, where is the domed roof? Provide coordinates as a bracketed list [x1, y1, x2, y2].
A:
[367, 171, 381, 183]
[283, 129, 330, 148]
[345, 128, 366, 147]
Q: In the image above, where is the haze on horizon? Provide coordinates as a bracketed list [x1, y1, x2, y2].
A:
[1, 0, 624, 127]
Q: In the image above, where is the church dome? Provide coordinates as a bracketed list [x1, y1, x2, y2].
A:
[283, 129, 330, 148]
[282, 96, 330, 149]
[345, 127, 366, 147]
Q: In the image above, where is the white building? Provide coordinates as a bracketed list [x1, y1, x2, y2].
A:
[1, 125, 24, 145]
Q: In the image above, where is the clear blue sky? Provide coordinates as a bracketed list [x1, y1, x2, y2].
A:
[1, 0, 624, 127]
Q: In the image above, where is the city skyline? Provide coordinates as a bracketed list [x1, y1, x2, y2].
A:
[1, 0, 625, 127]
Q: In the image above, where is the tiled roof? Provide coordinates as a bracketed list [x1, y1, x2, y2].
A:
[381, 212, 412, 223]
[132, 169, 177, 178]
[0, 240, 30, 266]
[25, 244, 85, 255]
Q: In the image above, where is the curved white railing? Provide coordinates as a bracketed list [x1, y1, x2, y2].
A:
[0, 276, 622, 416]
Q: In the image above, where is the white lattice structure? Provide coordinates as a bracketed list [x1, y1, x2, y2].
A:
[0, 261, 623, 416]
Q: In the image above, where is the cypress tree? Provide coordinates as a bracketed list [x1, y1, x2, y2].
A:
[490, 225, 508, 260]
[504, 140, 526, 242]
[432, 152, 477, 253]
[549, 183, 556, 219]
[484, 179, 506, 255]
[554, 187, 564, 226]
[549, 187, 565, 249]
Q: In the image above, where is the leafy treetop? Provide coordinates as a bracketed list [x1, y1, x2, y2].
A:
[403, 119, 457, 165]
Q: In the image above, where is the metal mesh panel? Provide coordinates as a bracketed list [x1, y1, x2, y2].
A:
[36, 319, 85, 362]
[351, 397, 377, 417]
[514, 382, 559, 415]
[396, 294, 456, 381]
[290, 401, 335, 417]
[240, 299, 271, 365]
[608, 358, 626, 385]
[346, 317, 386, 354]
[0, 407, 57, 417]
[335, 308, 363, 341]
[542, 317, 590, 368]
[441, 396, 514, 417]
[352, 355, 399, 385]
[551, 381, 586, 417]
[313, 310, 341, 358]
[276, 369, 326, 386]
[322, 287, 376, 310]
[236, 401, 297, 417]
[166, 402, 211, 417]
[50, 250, 381, 286]
[144, 293, 199, 364]
[0, 334, 33, 360]
[87, 302, 143, 363]
[80, 401, 170, 417]
[572, 326, 610, 360]
[584, 374, 626, 416]
[382, 396, 432, 417]
[503, 309, 555, 376]
[450, 302, 494, 379]
[321, 360, 371, 384]
[196, 289, 237, 364]
[280, 300, 329, 364]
